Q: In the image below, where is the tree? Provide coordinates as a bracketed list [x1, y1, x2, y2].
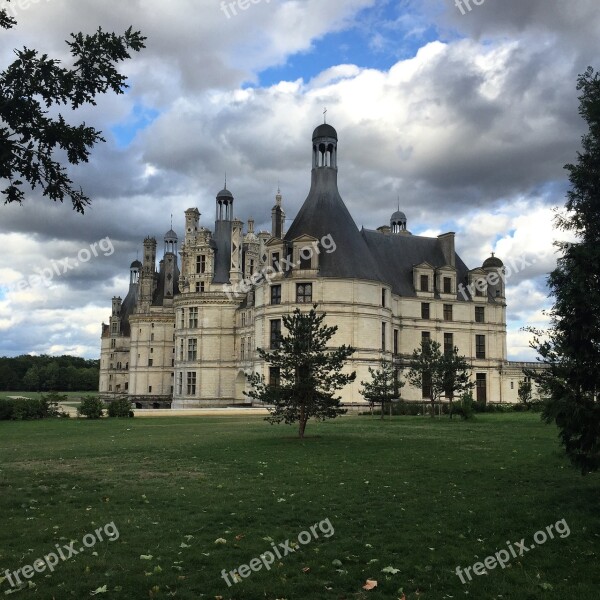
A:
[406, 339, 474, 418]
[360, 359, 403, 419]
[245, 304, 356, 438]
[22, 365, 41, 391]
[526, 67, 600, 474]
[0, 1, 145, 212]
[518, 379, 533, 409]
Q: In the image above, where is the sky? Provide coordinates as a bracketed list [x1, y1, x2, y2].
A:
[0, 0, 598, 360]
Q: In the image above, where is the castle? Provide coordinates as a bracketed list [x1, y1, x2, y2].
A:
[99, 123, 534, 408]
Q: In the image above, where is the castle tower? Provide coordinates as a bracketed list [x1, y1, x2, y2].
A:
[271, 187, 286, 239]
[163, 228, 179, 300]
[139, 237, 157, 307]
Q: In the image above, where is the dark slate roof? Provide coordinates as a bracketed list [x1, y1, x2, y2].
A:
[217, 188, 233, 199]
[361, 229, 471, 299]
[483, 255, 503, 268]
[120, 283, 139, 336]
[313, 124, 338, 140]
[284, 167, 386, 282]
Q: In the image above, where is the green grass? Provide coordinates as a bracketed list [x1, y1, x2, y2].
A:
[0, 414, 598, 599]
[0, 391, 93, 401]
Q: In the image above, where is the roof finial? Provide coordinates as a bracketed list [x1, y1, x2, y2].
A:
[170, 213, 173, 229]
[491, 252, 495, 257]
[323, 107, 327, 124]
[397, 195, 400, 212]
[224, 172, 227, 189]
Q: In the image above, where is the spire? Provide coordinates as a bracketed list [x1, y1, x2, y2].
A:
[323, 107, 327, 124]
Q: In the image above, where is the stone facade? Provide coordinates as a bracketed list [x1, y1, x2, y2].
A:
[100, 123, 541, 408]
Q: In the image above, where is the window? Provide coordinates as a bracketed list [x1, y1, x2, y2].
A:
[476, 335, 486, 359]
[393, 329, 399, 355]
[382, 288, 387, 307]
[151, 333, 155, 341]
[111, 322, 118, 334]
[189, 307, 198, 328]
[443, 277, 452, 294]
[241, 338, 245, 360]
[299, 251, 312, 270]
[110, 339, 116, 348]
[381, 322, 386, 351]
[296, 283, 312, 304]
[188, 338, 197, 361]
[241, 313, 246, 327]
[148, 359, 153, 367]
[125, 382, 128, 391]
[196, 255, 206, 274]
[148, 386, 152, 393]
[422, 331, 431, 343]
[177, 373, 183, 395]
[421, 303, 430, 319]
[510, 381, 514, 390]
[420, 274, 429, 292]
[476, 373, 487, 403]
[179, 339, 184, 361]
[270, 320, 282, 349]
[272, 252, 280, 270]
[444, 333, 454, 355]
[150, 347, 154, 353]
[475, 280, 486, 297]
[187, 372, 197, 395]
[195, 282, 201, 293]
[443, 304, 453, 321]
[271, 285, 282, 305]
[151, 323, 155, 329]
[475, 306, 485, 323]
[269, 367, 281, 388]
[249, 259, 255, 275]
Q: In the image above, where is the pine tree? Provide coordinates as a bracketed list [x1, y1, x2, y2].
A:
[527, 67, 600, 474]
[245, 304, 355, 438]
[360, 359, 403, 419]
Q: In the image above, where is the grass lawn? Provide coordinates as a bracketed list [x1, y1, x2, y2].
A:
[0, 413, 598, 599]
[0, 391, 94, 403]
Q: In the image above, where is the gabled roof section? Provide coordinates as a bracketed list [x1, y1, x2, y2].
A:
[361, 228, 471, 299]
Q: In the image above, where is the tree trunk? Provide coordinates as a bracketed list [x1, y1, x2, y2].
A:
[430, 398, 435, 418]
[298, 418, 307, 438]
[380, 402, 384, 420]
[299, 404, 306, 438]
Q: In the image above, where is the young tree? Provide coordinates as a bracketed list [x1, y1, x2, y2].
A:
[518, 380, 533, 409]
[406, 339, 474, 418]
[0, 1, 145, 212]
[360, 359, 403, 419]
[527, 67, 600, 474]
[245, 304, 356, 438]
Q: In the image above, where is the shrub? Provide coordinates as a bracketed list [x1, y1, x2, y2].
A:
[0, 399, 15, 420]
[107, 397, 134, 418]
[77, 396, 104, 419]
[454, 392, 475, 420]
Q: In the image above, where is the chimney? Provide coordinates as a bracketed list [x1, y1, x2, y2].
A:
[438, 232, 455, 267]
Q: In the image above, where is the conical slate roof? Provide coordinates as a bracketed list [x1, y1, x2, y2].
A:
[284, 167, 385, 282]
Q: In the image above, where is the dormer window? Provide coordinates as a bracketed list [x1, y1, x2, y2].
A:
[420, 275, 429, 292]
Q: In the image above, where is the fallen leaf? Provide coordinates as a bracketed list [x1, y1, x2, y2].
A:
[382, 566, 400, 574]
[90, 585, 108, 595]
[363, 579, 378, 590]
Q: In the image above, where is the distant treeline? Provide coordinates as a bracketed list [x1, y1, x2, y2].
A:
[0, 355, 99, 392]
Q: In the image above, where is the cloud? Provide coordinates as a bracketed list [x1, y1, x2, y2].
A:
[0, 0, 593, 358]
